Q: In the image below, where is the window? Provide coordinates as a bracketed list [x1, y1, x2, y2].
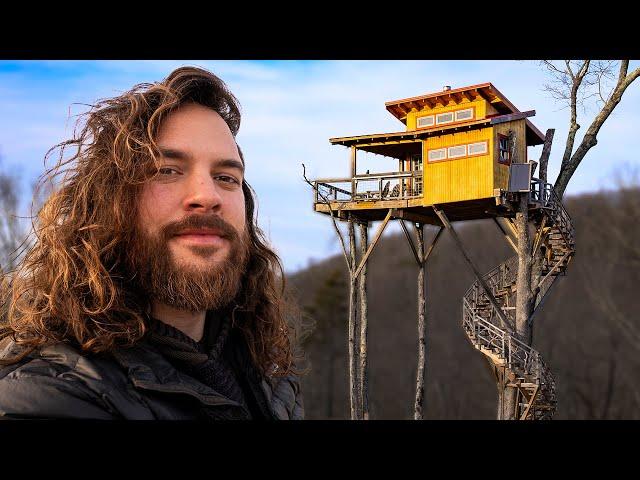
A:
[468, 141, 488, 155]
[455, 108, 473, 121]
[411, 153, 423, 171]
[436, 112, 454, 125]
[498, 134, 511, 165]
[416, 115, 434, 128]
[428, 148, 447, 162]
[448, 145, 467, 159]
[411, 154, 423, 196]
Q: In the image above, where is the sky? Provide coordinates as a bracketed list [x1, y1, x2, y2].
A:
[1, 60, 639, 273]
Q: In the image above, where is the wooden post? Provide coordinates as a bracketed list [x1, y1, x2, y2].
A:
[400, 223, 443, 419]
[350, 146, 357, 198]
[358, 221, 369, 420]
[414, 223, 426, 420]
[347, 215, 360, 419]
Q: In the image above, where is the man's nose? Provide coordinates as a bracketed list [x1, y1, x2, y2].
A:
[183, 172, 223, 212]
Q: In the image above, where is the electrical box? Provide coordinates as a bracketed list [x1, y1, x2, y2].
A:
[508, 162, 533, 192]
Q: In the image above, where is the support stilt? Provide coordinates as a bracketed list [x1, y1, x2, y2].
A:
[347, 216, 360, 419]
[414, 223, 426, 420]
[403, 224, 443, 420]
[358, 221, 370, 420]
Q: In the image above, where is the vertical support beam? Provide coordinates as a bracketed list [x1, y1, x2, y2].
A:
[347, 215, 360, 419]
[414, 223, 427, 420]
[433, 206, 513, 332]
[358, 221, 369, 420]
[350, 146, 357, 199]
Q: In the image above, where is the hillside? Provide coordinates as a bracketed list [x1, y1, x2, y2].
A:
[287, 188, 640, 419]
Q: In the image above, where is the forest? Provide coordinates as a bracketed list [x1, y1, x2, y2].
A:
[289, 185, 640, 419]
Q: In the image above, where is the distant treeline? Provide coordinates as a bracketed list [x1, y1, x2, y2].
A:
[288, 187, 640, 419]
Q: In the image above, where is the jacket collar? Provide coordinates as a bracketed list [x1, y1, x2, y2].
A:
[111, 341, 241, 408]
[112, 304, 280, 419]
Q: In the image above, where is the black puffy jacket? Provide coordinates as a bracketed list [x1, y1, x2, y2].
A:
[0, 330, 304, 420]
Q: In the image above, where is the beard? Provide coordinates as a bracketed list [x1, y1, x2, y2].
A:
[127, 213, 250, 313]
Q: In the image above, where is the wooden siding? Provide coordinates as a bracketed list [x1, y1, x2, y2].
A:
[407, 98, 489, 131]
[492, 119, 526, 191]
[422, 127, 494, 205]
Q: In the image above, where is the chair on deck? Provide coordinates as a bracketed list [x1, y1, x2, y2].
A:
[381, 181, 390, 198]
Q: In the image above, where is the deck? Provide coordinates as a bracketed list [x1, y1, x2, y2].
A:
[312, 173, 552, 225]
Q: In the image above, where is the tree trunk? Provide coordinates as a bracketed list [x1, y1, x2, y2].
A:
[414, 224, 426, 420]
[358, 222, 370, 420]
[347, 217, 360, 419]
[500, 192, 536, 419]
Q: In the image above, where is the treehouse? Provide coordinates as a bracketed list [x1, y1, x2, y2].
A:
[312, 83, 546, 224]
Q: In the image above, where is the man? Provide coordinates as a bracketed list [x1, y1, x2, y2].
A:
[0, 66, 305, 420]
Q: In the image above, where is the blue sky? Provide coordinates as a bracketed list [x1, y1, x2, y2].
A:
[1, 60, 639, 272]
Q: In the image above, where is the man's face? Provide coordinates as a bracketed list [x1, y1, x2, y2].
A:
[133, 103, 249, 311]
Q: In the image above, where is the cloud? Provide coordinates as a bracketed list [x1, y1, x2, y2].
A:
[1, 60, 639, 272]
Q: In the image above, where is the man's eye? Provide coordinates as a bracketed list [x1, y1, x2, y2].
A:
[216, 175, 240, 184]
[158, 167, 180, 176]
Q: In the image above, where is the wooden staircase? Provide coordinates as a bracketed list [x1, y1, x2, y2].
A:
[461, 180, 575, 420]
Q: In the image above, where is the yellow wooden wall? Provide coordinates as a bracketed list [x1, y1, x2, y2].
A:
[422, 127, 494, 205]
[407, 98, 488, 130]
[406, 98, 503, 130]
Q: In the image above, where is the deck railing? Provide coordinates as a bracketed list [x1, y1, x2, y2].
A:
[530, 178, 575, 247]
[313, 171, 423, 203]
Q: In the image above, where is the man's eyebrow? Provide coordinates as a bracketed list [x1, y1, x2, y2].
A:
[159, 147, 191, 160]
[216, 159, 245, 173]
[158, 148, 244, 173]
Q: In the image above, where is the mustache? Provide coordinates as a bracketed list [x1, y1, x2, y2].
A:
[160, 214, 240, 241]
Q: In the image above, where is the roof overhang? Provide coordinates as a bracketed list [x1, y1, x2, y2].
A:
[330, 111, 545, 158]
[385, 83, 521, 125]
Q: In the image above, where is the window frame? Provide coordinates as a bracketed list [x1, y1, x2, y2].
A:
[435, 111, 455, 125]
[455, 107, 474, 122]
[427, 148, 447, 162]
[467, 141, 488, 157]
[416, 115, 435, 129]
[447, 144, 467, 159]
[497, 134, 511, 165]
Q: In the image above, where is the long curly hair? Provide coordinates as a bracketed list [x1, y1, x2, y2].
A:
[0, 66, 304, 378]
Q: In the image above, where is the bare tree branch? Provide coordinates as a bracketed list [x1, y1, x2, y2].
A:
[0, 168, 29, 275]
[559, 60, 589, 172]
[555, 61, 640, 198]
[302, 163, 352, 271]
[538, 129, 555, 183]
